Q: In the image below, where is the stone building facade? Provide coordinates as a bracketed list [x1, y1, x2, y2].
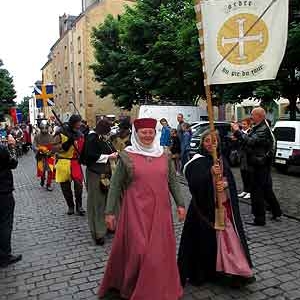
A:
[41, 0, 135, 125]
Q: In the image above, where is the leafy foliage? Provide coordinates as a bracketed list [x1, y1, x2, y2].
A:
[17, 96, 31, 122]
[91, 0, 204, 109]
[0, 59, 16, 114]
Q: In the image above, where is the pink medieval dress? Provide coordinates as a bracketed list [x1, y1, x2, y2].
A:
[99, 152, 183, 300]
[215, 175, 253, 278]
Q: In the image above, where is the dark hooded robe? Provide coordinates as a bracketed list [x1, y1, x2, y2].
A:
[177, 152, 253, 287]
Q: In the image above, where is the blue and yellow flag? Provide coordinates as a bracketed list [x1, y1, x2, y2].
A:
[34, 84, 55, 108]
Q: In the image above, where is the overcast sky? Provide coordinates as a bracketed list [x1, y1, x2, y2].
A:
[0, 0, 82, 103]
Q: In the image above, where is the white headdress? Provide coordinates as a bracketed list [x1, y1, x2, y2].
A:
[125, 125, 164, 158]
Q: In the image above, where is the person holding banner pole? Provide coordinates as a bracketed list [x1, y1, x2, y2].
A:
[177, 130, 254, 287]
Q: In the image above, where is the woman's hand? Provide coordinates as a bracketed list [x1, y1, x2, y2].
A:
[105, 214, 116, 231]
[216, 181, 224, 192]
[212, 164, 222, 176]
[109, 152, 118, 160]
[177, 207, 186, 222]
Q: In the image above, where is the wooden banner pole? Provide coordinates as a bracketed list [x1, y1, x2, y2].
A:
[194, 0, 225, 230]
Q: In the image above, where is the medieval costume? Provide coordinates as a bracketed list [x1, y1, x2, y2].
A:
[99, 118, 185, 300]
[85, 120, 117, 246]
[178, 130, 253, 288]
[111, 119, 131, 152]
[54, 115, 85, 216]
[33, 121, 55, 191]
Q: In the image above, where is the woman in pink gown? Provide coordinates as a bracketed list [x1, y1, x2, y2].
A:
[99, 118, 186, 300]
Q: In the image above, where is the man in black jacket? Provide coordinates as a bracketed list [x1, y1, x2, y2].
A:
[232, 107, 282, 226]
[0, 135, 22, 267]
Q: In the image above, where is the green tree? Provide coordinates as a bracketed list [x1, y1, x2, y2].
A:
[17, 96, 30, 122]
[91, 0, 204, 109]
[0, 59, 16, 114]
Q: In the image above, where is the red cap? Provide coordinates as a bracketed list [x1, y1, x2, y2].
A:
[134, 118, 157, 131]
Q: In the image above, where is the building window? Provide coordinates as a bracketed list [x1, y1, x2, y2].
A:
[78, 36, 81, 54]
[79, 90, 83, 106]
[78, 62, 82, 78]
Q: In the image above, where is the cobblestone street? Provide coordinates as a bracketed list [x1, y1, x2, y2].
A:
[1, 153, 300, 300]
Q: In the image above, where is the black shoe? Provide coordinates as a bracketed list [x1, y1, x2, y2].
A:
[95, 237, 105, 246]
[244, 276, 256, 285]
[76, 207, 85, 216]
[40, 178, 45, 187]
[46, 185, 53, 192]
[271, 215, 282, 221]
[0, 254, 22, 268]
[245, 221, 266, 227]
[106, 229, 115, 236]
[67, 207, 75, 215]
[230, 275, 256, 288]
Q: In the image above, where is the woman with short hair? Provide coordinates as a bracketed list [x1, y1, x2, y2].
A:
[238, 118, 252, 199]
[159, 118, 171, 150]
[85, 119, 118, 246]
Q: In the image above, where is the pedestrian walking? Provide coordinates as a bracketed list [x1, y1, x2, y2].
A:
[159, 118, 171, 152]
[99, 118, 186, 300]
[170, 129, 181, 175]
[180, 122, 192, 170]
[111, 119, 131, 152]
[85, 120, 118, 246]
[54, 115, 85, 216]
[0, 135, 22, 267]
[33, 120, 55, 191]
[176, 113, 184, 142]
[238, 118, 252, 200]
[178, 130, 254, 288]
[232, 107, 282, 226]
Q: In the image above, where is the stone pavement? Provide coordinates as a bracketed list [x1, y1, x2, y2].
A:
[1, 153, 300, 300]
[231, 167, 300, 220]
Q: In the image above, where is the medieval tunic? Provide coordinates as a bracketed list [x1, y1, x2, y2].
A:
[177, 154, 253, 287]
[33, 133, 55, 183]
[99, 151, 184, 300]
[55, 133, 84, 183]
[85, 132, 116, 240]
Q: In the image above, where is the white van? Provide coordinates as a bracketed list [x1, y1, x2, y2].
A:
[273, 121, 300, 172]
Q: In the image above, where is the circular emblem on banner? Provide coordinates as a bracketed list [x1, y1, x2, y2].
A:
[217, 13, 269, 65]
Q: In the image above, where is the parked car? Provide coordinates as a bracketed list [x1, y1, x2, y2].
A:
[189, 121, 239, 166]
[273, 121, 300, 172]
[190, 120, 208, 133]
